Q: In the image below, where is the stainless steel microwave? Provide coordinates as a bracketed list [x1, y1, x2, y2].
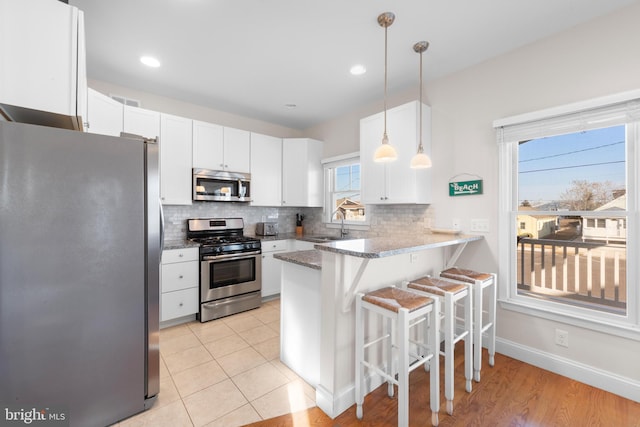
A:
[193, 168, 251, 202]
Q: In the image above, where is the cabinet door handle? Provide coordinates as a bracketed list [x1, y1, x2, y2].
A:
[179, 275, 184, 279]
[179, 302, 184, 307]
[179, 253, 184, 257]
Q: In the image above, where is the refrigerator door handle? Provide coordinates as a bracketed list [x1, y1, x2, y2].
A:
[159, 199, 165, 260]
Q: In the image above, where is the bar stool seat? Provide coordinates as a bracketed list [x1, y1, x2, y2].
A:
[440, 267, 496, 382]
[404, 276, 473, 415]
[355, 286, 440, 426]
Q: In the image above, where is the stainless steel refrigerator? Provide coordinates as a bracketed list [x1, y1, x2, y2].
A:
[0, 121, 161, 426]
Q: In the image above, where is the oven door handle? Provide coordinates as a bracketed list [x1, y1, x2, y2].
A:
[202, 250, 261, 261]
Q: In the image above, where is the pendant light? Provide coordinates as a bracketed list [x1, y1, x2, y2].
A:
[373, 12, 398, 163]
[410, 41, 433, 169]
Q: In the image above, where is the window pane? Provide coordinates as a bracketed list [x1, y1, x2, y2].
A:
[516, 126, 627, 315]
[332, 163, 365, 222]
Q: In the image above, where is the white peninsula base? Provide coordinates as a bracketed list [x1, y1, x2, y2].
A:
[279, 258, 321, 387]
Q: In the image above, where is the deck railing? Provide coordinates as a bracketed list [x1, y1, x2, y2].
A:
[517, 238, 626, 314]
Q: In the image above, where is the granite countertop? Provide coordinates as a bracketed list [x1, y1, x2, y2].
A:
[314, 233, 483, 258]
[274, 250, 322, 270]
[245, 232, 298, 242]
[246, 233, 343, 243]
[163, 239, 200, 250]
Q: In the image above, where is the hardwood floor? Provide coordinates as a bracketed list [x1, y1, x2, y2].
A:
[245, 347, 640, 426]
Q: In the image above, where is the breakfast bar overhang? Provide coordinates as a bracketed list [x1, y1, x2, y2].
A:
[311, 233, 484, 418]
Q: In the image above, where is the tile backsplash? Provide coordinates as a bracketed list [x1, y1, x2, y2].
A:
[163, 202, 434, 241]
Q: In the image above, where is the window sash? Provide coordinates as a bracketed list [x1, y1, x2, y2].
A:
[496, 92, 640, 333]
[323, 154, 368, 225]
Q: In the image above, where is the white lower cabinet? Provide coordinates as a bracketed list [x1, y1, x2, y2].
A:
[292, 240, 315, 251]
[161, 247, 199, 322]
[261, 239, 289, 297]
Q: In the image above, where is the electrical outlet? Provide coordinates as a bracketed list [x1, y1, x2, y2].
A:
[410, 253, 418, 263]
[555, 329, 569, 347]
[471, 218, 490, 233]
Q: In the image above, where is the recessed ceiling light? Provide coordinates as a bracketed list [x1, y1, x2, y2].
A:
[140, 56, 161, 68]
[350, 64, 366, 76]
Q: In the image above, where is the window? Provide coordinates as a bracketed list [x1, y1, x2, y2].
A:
[322, 153, 367, 225]
[496, 92, 640, 332]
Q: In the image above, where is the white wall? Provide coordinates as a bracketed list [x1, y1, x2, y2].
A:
[88, 79, 304, 138]
[308, 2, 640, 399]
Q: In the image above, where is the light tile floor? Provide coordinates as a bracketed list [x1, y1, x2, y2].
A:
[113, 299, 316, 427]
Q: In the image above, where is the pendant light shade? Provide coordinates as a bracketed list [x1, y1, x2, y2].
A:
[373, 12, 398, 163]
[410, 41, 432, 169]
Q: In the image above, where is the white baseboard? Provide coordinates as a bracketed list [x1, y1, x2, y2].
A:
[315, 374, 386, 418]
[496, 337, 640, 403]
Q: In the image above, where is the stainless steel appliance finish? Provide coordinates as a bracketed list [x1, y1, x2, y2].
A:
[187, 218, 262, 322]
[0, 122, 161, 427]
[193, 168, 251, 202]
[256, 221, 278, 236]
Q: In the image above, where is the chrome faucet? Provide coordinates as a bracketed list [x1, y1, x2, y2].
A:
[333, 208, 349, 238]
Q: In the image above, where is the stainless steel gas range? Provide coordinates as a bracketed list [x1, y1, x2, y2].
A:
[187, 218, 262, 322]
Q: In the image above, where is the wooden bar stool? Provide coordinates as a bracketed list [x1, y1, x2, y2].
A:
[403, 276, 473, 415]
[355, 286, 440, 426]
[440, 267, 496, 382]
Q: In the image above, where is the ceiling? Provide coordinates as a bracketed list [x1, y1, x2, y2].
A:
[71, 0, 637, 130]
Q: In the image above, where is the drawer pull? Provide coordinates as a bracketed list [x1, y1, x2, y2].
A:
[179, 275, 184, 279]
[179, 302, 184, 307]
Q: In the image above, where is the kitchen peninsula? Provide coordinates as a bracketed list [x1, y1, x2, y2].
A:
[275, 232, 483, 418]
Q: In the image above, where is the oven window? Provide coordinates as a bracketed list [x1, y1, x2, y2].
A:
[209, 257, 256, 289]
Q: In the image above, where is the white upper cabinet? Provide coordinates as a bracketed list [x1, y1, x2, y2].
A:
[160, 113, 193, 205]
[193, 121, 250, 173]
[222, 127, 251, 173]
[282, 138, 324, 207]
[0, 0, 86, 128]
[193, 120, 223, 170]
[360, 100, 432, 204]
[123, 105, 160, 140]
[86, 89, 123, 136]
[250, 133, 282, 206]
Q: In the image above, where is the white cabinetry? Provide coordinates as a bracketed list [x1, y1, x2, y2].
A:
[123, 105, 160, 139]
[0, 0, 87, 128]
[282, 138, 324, 207]
[160, 113, 193, 205]
[86, 89, 123, 136]
[293, 240, 315, 251]
[222, 127, 251, 173]
[250, 133, 283, 206]
[161, 248, 199, 322]
[261, 240, 289, 298]
[193, 121, 250, 173]
[360, 100, 432, 204]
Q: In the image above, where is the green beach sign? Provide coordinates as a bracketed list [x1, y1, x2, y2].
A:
[449, 179, 483, 196]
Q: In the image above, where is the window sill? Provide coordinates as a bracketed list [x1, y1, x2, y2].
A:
[499, 298, 640, 341]
[324, 222, 370, 232]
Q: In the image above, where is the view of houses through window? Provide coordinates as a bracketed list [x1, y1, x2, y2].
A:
[331, 163, 365, 222]
[516, 125, 627, 315]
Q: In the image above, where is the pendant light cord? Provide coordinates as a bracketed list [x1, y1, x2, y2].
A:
[383, 23, 388, 142]
[418, 48, 423, 152]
